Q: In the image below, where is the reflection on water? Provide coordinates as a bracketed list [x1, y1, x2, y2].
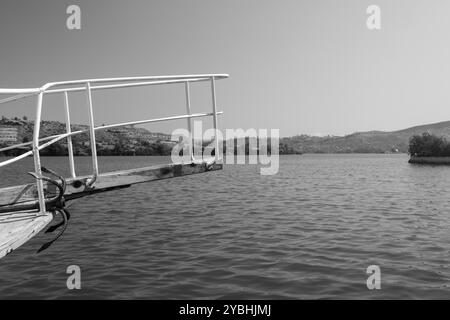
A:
[0, 154, 449, 299]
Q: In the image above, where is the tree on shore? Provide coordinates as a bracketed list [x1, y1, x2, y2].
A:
[408, 132, 450, 157]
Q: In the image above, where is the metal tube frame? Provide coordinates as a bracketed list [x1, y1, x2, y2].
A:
[185, 82, 194, 161]
[33, 92, 46, 214]
[0, 74, 229, 213]
[64, 92, 76, 178]
[210, 77, 220, 162]
[85, 82, 98, 187]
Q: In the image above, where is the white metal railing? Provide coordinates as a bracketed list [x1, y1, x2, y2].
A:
[0, 74, 228, 213]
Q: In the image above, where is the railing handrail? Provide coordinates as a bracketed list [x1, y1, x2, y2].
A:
[0, 73, 227, 213]
[41, 73, 229, 90]
[0, 73, 228, 94]
[0, 88, 41, 94]
[0, 74, 229, 105]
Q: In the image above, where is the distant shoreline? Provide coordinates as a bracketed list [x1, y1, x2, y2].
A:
[0, 152, 408, 158]
[408, 156, 450, 165]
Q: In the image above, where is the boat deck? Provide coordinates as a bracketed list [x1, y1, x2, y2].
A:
[0, 73, 227, 259]
[0, 210, 53, 259]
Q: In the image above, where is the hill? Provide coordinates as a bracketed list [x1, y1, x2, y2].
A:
[280, 120, 450, 154]
[0, 117, 175, 156]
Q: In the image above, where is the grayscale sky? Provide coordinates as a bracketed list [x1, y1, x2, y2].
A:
[1, 0, 449, 137]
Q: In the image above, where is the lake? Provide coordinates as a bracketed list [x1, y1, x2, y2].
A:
[0, 154, 449, 299]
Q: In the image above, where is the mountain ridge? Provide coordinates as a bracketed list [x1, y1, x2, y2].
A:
[281, 120, 450, 154]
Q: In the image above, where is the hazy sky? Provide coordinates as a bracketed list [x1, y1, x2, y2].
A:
[1, 0, 450, 137]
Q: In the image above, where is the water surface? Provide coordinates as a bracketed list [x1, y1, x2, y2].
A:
[0, 154, 449, 299]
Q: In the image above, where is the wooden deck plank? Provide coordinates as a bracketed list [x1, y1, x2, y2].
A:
[0, 211, 53, 259]
[0, 159, 222, 208]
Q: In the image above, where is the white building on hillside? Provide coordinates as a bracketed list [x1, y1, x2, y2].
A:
[0, 126, 19, 144]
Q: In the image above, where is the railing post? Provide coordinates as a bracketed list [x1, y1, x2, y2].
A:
[184, 82, 194, 162]
[63, 92, 76, 178]
[210, 77, 220, 162]
[85, 82, 98, 186]
[33, 92, 46, 213]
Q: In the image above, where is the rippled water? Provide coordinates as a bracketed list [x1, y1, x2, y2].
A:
[0, 154, 449, 299]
